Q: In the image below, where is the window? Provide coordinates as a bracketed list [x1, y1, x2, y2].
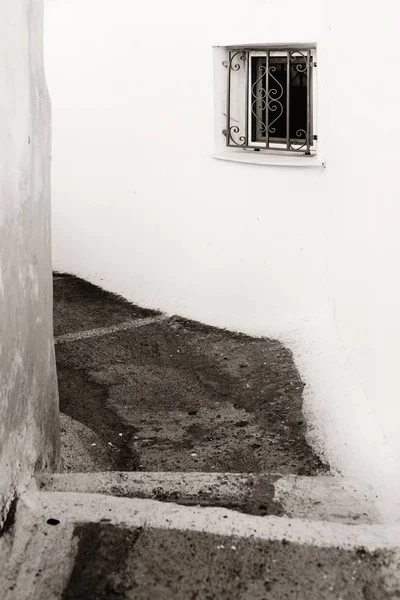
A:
[222, 46, 317, 155]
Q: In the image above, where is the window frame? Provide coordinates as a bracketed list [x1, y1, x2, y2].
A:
[224, 45, 318, 157]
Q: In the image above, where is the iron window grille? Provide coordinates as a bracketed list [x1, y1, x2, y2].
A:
[223, 46, 317, 155]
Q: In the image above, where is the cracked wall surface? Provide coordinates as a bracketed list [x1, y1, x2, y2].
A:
[0, 0, 60, 528]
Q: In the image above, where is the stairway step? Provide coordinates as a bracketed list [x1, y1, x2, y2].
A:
[3, 490, 399, 600]
[37, 471, 381, 524]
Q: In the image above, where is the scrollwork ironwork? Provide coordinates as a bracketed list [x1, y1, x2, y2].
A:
[251, 64, 267, 135]
[229, 51, 246, 71]
[250, 62, 285, 137]
[226, 47, 314, 154]
[226, 51, 247, 146]
[289, 128, 307, 151]
[267, 65, 284, 134]
[228, 125, 246, 146]
[290, 50, 308, 73]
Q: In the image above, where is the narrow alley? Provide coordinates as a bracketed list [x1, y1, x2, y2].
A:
[2, 274, 400, 599]
[3, 1, 400, 598]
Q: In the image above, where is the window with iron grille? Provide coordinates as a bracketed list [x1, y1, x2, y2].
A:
[223, 46, 317, 155]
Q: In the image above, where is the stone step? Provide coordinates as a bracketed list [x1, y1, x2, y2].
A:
[37, 471, 381, 524]
[2, 488, 400, 600]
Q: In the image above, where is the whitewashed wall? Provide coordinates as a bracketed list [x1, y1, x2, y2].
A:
[0, 0, 59, 528]
[321, 0, 400, 514]
[45, 0, 400, 516]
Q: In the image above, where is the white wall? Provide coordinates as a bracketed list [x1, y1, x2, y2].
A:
[45, 0, 326, 327]
[322, 0, 400, 510]
[45, 0, 400, 516]
[0, 0, 60, 528]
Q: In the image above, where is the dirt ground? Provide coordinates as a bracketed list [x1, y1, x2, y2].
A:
[54, 273, 328, 476]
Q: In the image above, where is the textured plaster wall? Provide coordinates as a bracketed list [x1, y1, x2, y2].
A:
[322, 0, 400, 488]
[0, 0, 59, 527]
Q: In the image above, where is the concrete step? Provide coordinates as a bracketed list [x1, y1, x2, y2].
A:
[37, 471, 381, 524]
[2, 488, 400, 600]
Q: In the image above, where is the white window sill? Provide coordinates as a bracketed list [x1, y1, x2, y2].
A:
[211, 150, 326, 168]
